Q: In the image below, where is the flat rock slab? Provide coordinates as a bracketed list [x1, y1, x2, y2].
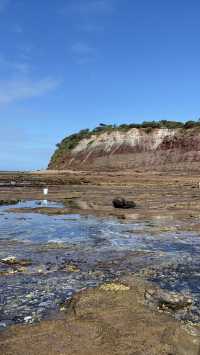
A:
[1, 277, 199, 355]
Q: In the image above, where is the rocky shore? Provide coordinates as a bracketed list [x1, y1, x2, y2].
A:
[1, 170, 200, 354]
[1, 277, 200, 355]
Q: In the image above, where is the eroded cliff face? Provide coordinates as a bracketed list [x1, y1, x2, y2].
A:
[48, 128, 200, 171]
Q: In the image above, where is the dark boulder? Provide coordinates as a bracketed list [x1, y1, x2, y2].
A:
[0, 199, 20, 206]
[112, 198, 136, 209]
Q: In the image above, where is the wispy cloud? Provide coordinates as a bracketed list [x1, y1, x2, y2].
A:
[71, 42, 95, 63]
[72, 42, 94, 55]
[0, 52, 60, 103]
[62, 0, 114, 17]
[13, 62, 30, 75]
[0, 78, 60, 104]
[13, 24, 23, 34]
[0, 0, 10, 13]
[63, 1, 115, 60]
[76, 23, 104, 33]
[0, 54, 30, 75]
[68, 0, 114, 16]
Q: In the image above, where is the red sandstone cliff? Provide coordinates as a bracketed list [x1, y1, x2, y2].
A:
[49, 127, 200, 171]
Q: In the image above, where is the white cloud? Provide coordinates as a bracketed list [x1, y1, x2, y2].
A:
[0, 77, 60, 104]
[0, 0, 10, 13]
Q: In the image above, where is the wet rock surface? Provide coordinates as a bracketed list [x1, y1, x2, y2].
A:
[1, 200, 200, 329]
[145, 261, 200, 322]
[1, 256, 32, 266]
[1, 278, 200, 355]
[0, 201, 156, 327]
[145, 286, 192, 311]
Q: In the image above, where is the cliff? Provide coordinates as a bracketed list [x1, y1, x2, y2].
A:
[48, 123, 200, 171]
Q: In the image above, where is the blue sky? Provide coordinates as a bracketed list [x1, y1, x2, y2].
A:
[1, 0, 200, 170]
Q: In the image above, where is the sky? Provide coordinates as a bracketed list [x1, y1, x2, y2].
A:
[1, 0, 200, 170]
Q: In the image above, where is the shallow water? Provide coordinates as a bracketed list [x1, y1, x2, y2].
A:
[1, 200, 200, 328]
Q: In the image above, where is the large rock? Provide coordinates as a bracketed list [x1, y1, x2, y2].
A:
[0, 199, 20, 206]
[112, 198, 136, 209]
[145, 287, 193, 311]
[1, 277, 199, 355]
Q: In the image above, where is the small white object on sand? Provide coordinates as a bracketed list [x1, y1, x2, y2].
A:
[43, 188, 48, 195]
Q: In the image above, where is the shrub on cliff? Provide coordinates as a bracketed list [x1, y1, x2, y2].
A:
[184, 120, 200, 129]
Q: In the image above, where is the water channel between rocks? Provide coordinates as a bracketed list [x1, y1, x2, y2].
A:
[0, 200, 200, 329]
